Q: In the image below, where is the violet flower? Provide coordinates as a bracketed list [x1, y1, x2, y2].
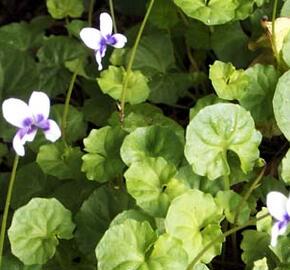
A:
[2, 91, 61, 156]
[80, 12, 127, 70]
[266, 191, 290, 246]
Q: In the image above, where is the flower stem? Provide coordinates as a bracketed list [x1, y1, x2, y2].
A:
[119, 0, 155, 122]
[109, 0, 117, 33]
[88, 0, 95, 27]
[0, 155, 19, 269]
[61, 65, 79, 143]
[271, 0, 279, 65]
[186, 213, 269, 269]
[234, 166, 266, 225]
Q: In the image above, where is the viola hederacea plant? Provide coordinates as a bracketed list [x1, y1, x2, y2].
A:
[266, 191, 290, 246]
[2, 91, 61, 156]
[80, 12, 127, 70]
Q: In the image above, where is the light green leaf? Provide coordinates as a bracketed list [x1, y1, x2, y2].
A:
[82, 126, 127, 182]
[46, 0, 84, 19]
[281, 148, 290, 185]
[165, 190, 223, 263]
[272, 236, 290, 264]
[185, 103, 262, 180]
[239, 64, 279, 137]
[96, 220, 157, 270]
[147, 234, 188, 269]
[36, 142, 84, 180]
[173, 0, 253, 25]
[215, 190, 251, 225]
[97, 66, 150, 104]
[282, 30, 290, 68]
[273, 70, 290, 141]
[209, 60, 248, 100]
[75, 186, 132, 255]
[125, 157, 187, 217]
[253, 258, 269, 270]
[8, 198, 75, 265]
[121, 125, 184, 167]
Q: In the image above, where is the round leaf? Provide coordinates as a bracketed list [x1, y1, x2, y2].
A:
[185, 103, 262, 180]
[96, 220, 157, 270]
[8, 198, 75, 265]
[121, 125, 184, 166]
[97, 66, 150, 104]
[165, 189, 223, 263]
[46, 0, 84, 19]
[273, 70, 290, 141]
[125, 157, 186, 217]
[82, 126, 127, 182]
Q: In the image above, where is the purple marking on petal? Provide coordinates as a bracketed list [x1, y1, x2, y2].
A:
[27, 126, 37, 134]
[22, 118, 33, 127]
[106, 35, 117, 46]
[99, 40, 107, 56]
[18, 128, 28, 139]
[36, 119, 50, 131]
[36, 114, 44, 123]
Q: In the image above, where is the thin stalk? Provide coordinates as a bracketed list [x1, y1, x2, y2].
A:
[186, 213, 269, 269]
[109, 0, 117, 33]
[88, 0, 95, 27]
[271, 0, 279, 65]
[61, 65, 79, 143]
[119, 0, 155, 122]
[234, 167, 266, 225]
[0, 155, 20, 269]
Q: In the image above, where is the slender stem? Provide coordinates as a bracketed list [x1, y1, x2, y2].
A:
[88, 0, 95, 27]
[119, 0, 155, 122]
[0, 155, 20, 269]
[234, 167, 266, 225]
[61, 65, 79, 143]
[109, 0, 117, 33]
[271, 0, 279, 64]
[186, 213, 269, 269]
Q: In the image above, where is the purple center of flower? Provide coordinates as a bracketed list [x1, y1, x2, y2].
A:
[19, 115, 50, 139]
[278, 213, 290, 230]
[105, 35, 117, 45]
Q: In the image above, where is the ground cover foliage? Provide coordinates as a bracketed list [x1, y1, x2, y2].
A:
[2, 0, 290, 269]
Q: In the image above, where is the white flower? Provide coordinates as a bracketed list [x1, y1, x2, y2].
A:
[2, 91, 61, 156]
[266, 191, 290, 246]
[80, 12, 127, 70]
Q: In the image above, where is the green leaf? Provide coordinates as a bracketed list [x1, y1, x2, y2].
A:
[75, 186, 132, 255]
[185, 21, 210, 50]
[125, 157, 187, 217]
[148, 0, 179, 29]
[283, 30, 290, 68]
[253, 258, 269, 270]
[108, 103, 185, 143]
[147, 234, 188, 269]
[51, 104, 87, 144]
[149, 72, 193, 105]
[215, 190, 251, 225]
[241, 230, 273, 270]
[173, 0, 253, 25]
[96, 220, 157, 270]
[82, 126, 127, 182]
[239, 64, 279, 138]
[273, 70, 290, 141]
[36, 142, 84, 180]
[97, 66, 150, 104]
[211, 22, 254, 68]
[46, 0, 84, 19]
[272, 235, 290, 264]
[131, 31, 175, 74]
[185, 103, 262, 180]
[209, 60, 248, 100]
[281, 148, 290, 185]
[121, 125, 184, 167]
[165, 190, 223, 263]
[8, 198, 75, 265]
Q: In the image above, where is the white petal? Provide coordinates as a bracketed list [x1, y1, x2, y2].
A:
[2, 98, 32, 128]
[95, 50, 104, 71]
[111, 34, 127, 48]
[29, 91, 50, 120]
[100, 12, 112, 36]
[271, 223, 280, 246]
[266, 191, 288, 221]
[13, 132, 25, 156]
[80, 28, 102, 50]
[286, 195, 290, 216]
[43, 120, 61, 142]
